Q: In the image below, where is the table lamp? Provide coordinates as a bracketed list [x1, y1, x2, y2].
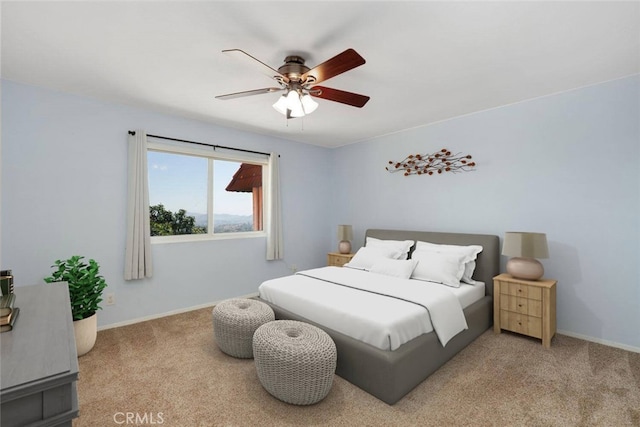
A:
[502, 232, 549, 280]
[337, 225, 353, 254]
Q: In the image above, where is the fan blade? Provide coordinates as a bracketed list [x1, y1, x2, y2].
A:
[311, 86, 370, 108]
[215, 87, 284, 100]
[302, 49, 366, 85]
[222, 49, 288, 83]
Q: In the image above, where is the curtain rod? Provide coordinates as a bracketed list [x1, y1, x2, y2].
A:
[128, 131, 277, 157]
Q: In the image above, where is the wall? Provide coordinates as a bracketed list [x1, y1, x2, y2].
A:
[3, 76, 639, 350]
[1, 80, 332, 327]
[331, 76, 640, 351]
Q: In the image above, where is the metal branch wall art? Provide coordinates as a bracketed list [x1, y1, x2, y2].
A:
[386, 148, 476, 177]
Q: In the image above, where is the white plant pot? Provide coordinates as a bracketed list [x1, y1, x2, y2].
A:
[73, 313, 97, 357]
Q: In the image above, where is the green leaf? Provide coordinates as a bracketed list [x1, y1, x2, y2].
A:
[44, 255, 108, 320]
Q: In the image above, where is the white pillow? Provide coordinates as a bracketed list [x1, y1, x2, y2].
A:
[462, 261, 477, 284]
[366, 237, 414, 260]
[345, 246, 403, 271]
[370, 259, 418, 279]
[414, 241, 483, 284]
[410, 251, 468, 288]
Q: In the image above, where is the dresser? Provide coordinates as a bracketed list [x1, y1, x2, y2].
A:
[0, 283, 79, 426]
[493, 273, 557, 348]
[327, 252, 355, 267]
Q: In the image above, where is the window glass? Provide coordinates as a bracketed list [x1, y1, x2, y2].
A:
[147, 148, 264, 240]
[213, 160, 260, 233]
[148, 151, 208, 236]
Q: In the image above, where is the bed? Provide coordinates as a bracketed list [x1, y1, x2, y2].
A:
[256, 229, 500, 405]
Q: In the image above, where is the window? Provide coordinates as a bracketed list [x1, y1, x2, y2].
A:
[147, 141, 267, 242]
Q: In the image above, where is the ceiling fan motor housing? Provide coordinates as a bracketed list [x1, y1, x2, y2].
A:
[278, 56, 311, 82]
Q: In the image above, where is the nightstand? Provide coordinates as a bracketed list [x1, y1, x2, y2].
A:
[493, 273, 557, 348]
[327, 252, 354, 267]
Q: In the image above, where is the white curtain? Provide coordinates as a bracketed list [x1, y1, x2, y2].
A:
[265, 152, 283, 260]
[124, 130, 153, 279]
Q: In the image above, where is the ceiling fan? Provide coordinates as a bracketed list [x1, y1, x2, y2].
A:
[215, 48, 370, 119]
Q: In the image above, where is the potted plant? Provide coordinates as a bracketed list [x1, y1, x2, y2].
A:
[44, 255, 108, 356]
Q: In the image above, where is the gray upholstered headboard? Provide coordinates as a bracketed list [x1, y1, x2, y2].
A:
[365, 229, 500, 297]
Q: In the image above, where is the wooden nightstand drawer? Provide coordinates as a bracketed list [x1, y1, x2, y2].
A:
[500, 295, 542, 317]
[501, 282, 542, 300]
[327, 253, 354, 267]
[500, 311, 542, 339]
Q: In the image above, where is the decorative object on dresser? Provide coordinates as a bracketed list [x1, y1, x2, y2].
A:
[44, 255, 108, 356]
[501, 232, 549, 280]
[1, 293, 20, 332]
[0, 307, 20, 332]
[493, 273, 557, 348]
[1, 269, 14, 295]
[327, 252, 355, 267]
[337, 224, 353, 254]
[1, 292, 20, 332]
[0, 293, 16, 317]
[386, 148, 475, 177]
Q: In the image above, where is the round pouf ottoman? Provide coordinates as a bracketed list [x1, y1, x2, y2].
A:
[212, 299, 275, 359]
[253, 320, 337, 405]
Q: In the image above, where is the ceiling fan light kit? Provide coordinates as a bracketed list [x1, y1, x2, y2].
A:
[216, 48, 370, 120]
[272, 87, 319, 118]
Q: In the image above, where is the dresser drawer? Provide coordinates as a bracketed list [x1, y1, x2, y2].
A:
[500, 310, 542, 339]
[501, 282, 542, 301]
[500, 295, 542, 317]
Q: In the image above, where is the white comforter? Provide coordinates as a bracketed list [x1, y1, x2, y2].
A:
[259, 266, 469, 350]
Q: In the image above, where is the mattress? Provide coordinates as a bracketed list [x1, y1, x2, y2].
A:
[258, 266, 485, 351]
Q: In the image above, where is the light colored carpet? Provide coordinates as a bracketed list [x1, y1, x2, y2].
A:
[73, 307, 640, 426]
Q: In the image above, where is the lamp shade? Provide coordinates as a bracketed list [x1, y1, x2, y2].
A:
[301, 94, 318, 114]
[273, 91, 305, 116]
[502, 232, 549, 259]
[287, 91, 305, 117]
[273, 94, 288, 114]
[337, 225, 353, 241]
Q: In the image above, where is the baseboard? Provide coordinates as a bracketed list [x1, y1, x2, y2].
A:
[557, 329, 640, 354]
[97, 292, 260, 331]
[98, 306, 640, 354]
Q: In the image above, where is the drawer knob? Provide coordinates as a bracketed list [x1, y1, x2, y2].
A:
[518, 322, 522, 325]
[518, 304, 523, 307]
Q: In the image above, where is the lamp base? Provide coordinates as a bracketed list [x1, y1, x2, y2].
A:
[506, 257, 544, 281]
[338, 240, 351, 254]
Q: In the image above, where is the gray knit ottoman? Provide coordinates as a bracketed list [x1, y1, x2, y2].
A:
[253, 320, 337, 405]
[212, 299, 274, 359]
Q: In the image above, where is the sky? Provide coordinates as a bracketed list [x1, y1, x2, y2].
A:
[148, 151, 253, 216]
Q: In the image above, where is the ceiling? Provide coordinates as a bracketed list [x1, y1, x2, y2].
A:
[2, 1, 639, 148]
